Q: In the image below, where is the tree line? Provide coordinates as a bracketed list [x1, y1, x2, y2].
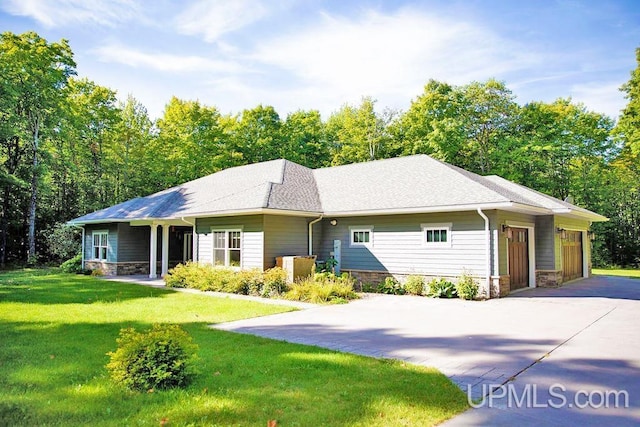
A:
[1, 31, 639, 267]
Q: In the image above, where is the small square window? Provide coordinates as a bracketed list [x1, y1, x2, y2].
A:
[422, 223, 452, 248]
[350, 227, 373, 247]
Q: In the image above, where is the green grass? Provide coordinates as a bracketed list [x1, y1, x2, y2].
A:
[0, 269, 468, 426]
[593, 268, 640, 279]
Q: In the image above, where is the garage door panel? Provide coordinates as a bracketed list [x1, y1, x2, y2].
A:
[562, 231, 583, 282]
[509, 228, 529, 291]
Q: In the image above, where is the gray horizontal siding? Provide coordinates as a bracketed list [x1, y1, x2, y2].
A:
[535, 216, 555, 270]
[320, 212, 489, 278]
[84, 223, 118, 263]
[263, 215, 309, 269]
[117, 223, 150, 262]
[196, 215, 264, 270]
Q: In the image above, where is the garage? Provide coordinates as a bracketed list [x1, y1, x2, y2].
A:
[562, 230, 583, 282]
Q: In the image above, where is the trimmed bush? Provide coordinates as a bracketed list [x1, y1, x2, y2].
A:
[261, 267, 289, 297]
[106, 324, 198, 391]
[60, 253, 82, 273]
[377, 277, 405, 295]
[427, 278, 457, 298]
[404, 275, 425, 295]
[455, 273, 479, 300]
[284, 272, 357, 303]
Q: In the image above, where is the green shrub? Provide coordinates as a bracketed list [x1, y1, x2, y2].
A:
[284, 273, 357, 303]
[360, 282, 377, 293]
[106, 324, 198, 391]
[44, 223, 81, 261]
[377, 276, 405, 295]
[455, 273, 479, 300]
[60, 253, 82, 273]
[427, 278, 457, 298]
[261, 267, 289, 297]
[404, 275, 425, 295]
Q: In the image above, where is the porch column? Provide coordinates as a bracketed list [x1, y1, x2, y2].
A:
[149, 223, 158, 278]
[192, 225, 198, 262]
[161, 224, 169, 277]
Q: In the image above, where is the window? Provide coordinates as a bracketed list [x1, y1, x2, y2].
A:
[212, 229, 242, 267]
[422, 223, 452, 248]
[350, 226, 373, 247]
[92, 230, 108, 260]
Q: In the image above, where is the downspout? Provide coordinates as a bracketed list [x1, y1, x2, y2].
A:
[476, 208, 491, 298]
[308, 215, 323, 256]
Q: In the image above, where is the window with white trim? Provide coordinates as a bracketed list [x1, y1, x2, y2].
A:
[212, 229, 242, 267]
[92, 230, 108, 260]
[422, 223, 452, 248]
[350, 226, 373, 247]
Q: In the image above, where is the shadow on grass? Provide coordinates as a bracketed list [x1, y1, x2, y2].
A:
[0, 270, 173, 305]
[0, 319, 468, 426]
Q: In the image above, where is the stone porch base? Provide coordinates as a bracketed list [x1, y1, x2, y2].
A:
[536, 270, 564, 288]
[83, 261, 183, 276]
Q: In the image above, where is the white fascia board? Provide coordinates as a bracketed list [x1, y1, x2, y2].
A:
[170, 208, 323, 220]
[553, 209, 609, 222]
[66, 218, 131, 226]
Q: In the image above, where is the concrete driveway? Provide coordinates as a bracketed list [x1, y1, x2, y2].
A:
[214, 276, 640, 425]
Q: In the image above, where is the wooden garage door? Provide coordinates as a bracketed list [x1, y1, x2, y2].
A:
[509, 228, 529, 290]
[562, 231, 583, 282]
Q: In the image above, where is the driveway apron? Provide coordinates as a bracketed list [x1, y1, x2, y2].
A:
[214, 276, 640, 425]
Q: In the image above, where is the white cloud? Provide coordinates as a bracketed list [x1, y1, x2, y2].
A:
[248, 8, 541, 114]
[570, 82, 626, 119]
[94, 44, 244, 73]
[175, 0, 268, 42]
[2, 0, 142, 27]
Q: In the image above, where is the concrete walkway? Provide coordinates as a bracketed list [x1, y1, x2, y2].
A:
[214, 276, 640, 425]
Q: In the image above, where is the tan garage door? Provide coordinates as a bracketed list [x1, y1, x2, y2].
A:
[562, 231, 583, 282]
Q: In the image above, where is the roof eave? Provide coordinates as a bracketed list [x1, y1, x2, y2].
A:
[322, 202, 546, 217]
[553, 208, 609, 222]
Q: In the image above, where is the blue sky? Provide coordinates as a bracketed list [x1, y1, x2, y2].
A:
[1, 0, 638, 120]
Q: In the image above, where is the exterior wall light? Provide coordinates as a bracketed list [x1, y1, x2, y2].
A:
[330, 219, 338, 226]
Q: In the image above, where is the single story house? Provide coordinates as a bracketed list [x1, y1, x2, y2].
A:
[68, 155, 607, 298]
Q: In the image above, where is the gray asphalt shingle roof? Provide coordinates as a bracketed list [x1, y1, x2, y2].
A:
[69, 155, 606, 224]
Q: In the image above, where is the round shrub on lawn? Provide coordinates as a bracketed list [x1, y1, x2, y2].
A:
[106, 324, 198, 391]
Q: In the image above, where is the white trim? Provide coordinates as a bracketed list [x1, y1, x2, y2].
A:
[210, 226, 243, 268]
[91, 230, 109, 261]
[421, 222, 452, 248]
[505, 220, 536, 288]
[349, 225, 373, 248]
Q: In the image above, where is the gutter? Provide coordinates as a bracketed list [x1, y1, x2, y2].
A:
[476, 208, 491, 298]
[308, 215, 323, 256]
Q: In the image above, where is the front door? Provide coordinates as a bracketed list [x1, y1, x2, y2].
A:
[509, 228, 529, 290]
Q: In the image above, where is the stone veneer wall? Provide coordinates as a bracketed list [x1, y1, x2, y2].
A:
[84, 261, 118, 276]
[84, 261, 183, 276]
[536, 270, 563, 288]
[342, 269, 491, 296]
[490, 275, 511, 298]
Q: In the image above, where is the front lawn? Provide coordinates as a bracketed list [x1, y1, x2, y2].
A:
[0, 269, 468, 426]
[593, 268, 640, 279]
